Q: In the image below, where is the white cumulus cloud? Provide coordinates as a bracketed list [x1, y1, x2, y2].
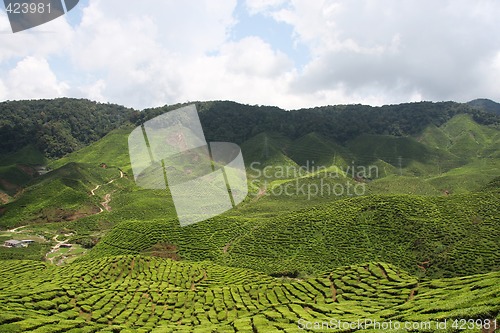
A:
[245, 0, 288, 15]
[1, 0, 499, 109]
[264, 0, 500, 105]
[5, 56, 69, 99]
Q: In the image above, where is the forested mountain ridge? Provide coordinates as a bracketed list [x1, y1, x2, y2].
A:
[1, 98, 499, 161]
[141, 100, 500, 145]
[1, 98, 499, 199]
[468, 98, 500, 116]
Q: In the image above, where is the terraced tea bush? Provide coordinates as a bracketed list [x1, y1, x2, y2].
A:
[0, 256, 498, 332]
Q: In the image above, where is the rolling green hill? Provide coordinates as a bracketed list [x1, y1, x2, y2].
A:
[49, 126, 136, 175]
[0, 162, 124, 229]
[440, 114, 500, 160]
[287, 132, 351, 168]
[84, 189, 500, 280]
[0, 145, 48, 197]
[241, 132, 297, 172]
[0, 98, 133, 202]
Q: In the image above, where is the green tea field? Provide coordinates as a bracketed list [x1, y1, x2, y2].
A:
[0, 256, 498, 332]
[0, 99, 499, 332]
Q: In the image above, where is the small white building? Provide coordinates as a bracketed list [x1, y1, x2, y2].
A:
[3, 240, 34, 248]
[4, 240, 25, 248]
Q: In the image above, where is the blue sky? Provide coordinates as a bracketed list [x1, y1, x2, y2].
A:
[1, 0, 500, 110]
[231, 1, 309, 69]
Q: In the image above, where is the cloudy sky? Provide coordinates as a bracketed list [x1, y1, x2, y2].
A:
[1, 0, 499, 110]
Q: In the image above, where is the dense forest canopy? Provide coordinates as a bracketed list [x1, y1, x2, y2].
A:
[140, 100, 500, 145]
[0, 98, 134, 158]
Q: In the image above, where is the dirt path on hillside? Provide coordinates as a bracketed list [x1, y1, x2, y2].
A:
[6, 225, 27, 233]
[223, 242, 232, 253]
[46, 235, 70, 264]
[91, 170, 124, 214]
[101, 194, 112, 212]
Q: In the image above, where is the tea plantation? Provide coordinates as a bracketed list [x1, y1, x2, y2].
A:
[86, 190, 500, 279]
[0, 256, 498, 332]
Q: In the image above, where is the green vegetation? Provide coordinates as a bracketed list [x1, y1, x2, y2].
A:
[132, 100, 500, 146]
[468, 98, 500, 116]
[0, 241, 50, 261]
[83, 191, 499, 280]
[241, 132, 297, 171]
[0, 99, 499, 331]
[0, 145, 48, 196]
[49, 127, 136, 175]
[0, 145, 47, 166]
[0, 162, 124, 229]
[0, 256, 498, 332]
[0, 98, 133, 158]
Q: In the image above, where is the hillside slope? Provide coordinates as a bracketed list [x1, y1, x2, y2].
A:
[86, 189, 500, 279]
[0, 163, 125, 229]
[1, 114, 498, 274]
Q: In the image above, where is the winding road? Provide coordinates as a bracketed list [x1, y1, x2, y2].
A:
[90, 170, 124, 213]
[6, 225, 27, 233]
